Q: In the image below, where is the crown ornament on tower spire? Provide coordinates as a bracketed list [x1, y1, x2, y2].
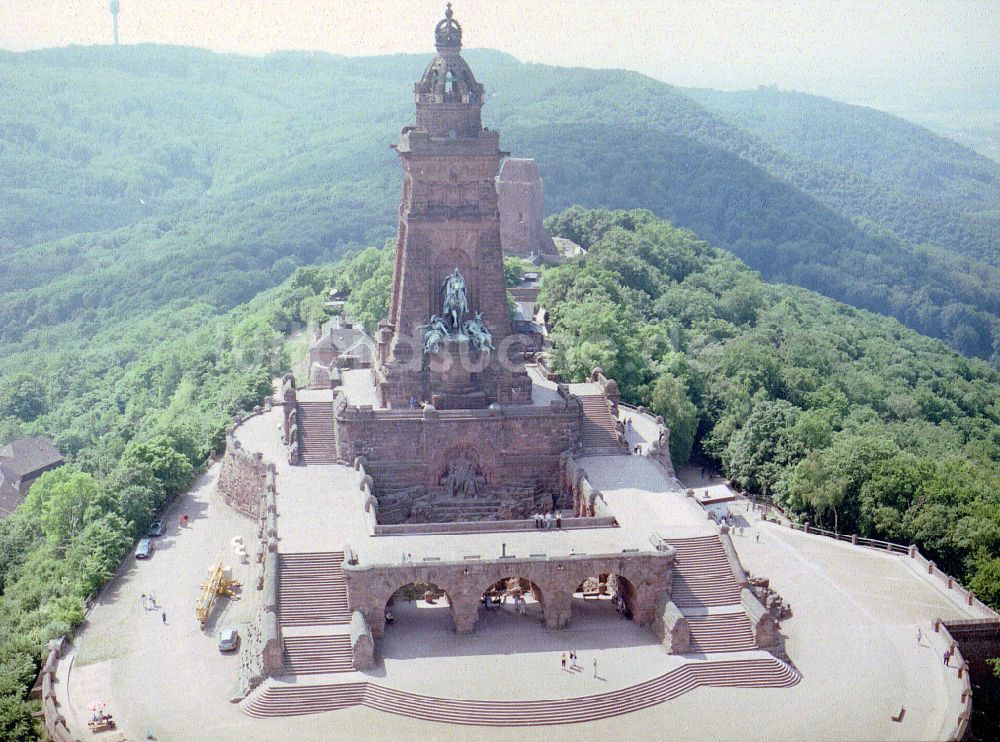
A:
[435, 3, 462, 52]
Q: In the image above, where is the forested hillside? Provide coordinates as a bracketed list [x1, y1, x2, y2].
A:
[539, 208, 1000, 610]
[687, 86, 1000, 267]
[2, 45, 998, 367]
[0, 249, 370, 739]
[0, 191, 997, 736]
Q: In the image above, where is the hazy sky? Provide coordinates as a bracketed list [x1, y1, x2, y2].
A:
[3, 1, 998, 111]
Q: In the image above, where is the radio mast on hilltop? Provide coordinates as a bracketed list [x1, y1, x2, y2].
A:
[109, 0, 120, 46]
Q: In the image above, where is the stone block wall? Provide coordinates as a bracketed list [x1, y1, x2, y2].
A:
[217, 434, 268, 520]
[335, 402, 581, 522]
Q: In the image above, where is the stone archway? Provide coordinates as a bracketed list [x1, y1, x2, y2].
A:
[383, 581, 457, 634]
[372, 579, 458, 637]
[477, 576, 547, 628]
[570, 573, 638, 624]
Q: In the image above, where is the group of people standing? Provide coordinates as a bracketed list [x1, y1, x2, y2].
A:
[561, 650, 599, 678]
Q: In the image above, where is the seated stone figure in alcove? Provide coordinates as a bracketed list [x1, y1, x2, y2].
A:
[439, 449, 486, 499]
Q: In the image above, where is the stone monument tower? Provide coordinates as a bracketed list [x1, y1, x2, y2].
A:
[375, 4, 531, 409]
[497, 158, 558, 258]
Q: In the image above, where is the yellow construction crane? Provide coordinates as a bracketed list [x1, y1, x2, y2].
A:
[196, 550, 241, 626]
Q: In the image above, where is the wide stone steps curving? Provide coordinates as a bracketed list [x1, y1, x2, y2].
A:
[241, 657, 799, 722]
[296, 401, 338, 465]
[669, 536, 744, 608]
[577, 394, 622, 455]
[278, 552, 351, 627]
[283, 635, 355, 675]
[686, 612, 757, 653]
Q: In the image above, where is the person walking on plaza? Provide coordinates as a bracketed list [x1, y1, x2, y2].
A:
[141, 593, 146, 610]
[561, 653, 567, 670]
[161, 611, 166, 624]
[545, 511, 553, 529]
[555, 511, 562, 528]
[943, 648, 952, 666]
[593, 657, 598, 678]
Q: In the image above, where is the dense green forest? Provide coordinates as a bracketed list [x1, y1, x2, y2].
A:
[2, 45, 998, 367]
[1, 40, 999, 737]
[0, 203, 998, 736]
[538, 208, 1000, 609]
[0, 248, 376, 739]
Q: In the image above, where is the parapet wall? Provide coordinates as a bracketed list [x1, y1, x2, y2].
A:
[929, 619, 975, 741]
[40, 637, 76, 742]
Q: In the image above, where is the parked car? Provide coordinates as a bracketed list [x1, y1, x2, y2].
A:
[217, 627, 239, 652]
[148, 520, 165, 537]
[135, 538, 153, 559]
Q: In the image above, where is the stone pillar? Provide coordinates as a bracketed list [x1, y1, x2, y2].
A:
[543, 588, 571, 629]
[451, 599, 480, 634]
[368, 608, 387, 639]
[652, 596, 690, 654]
[350, 611, 375, 671]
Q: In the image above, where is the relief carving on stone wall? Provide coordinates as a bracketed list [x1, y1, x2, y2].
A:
[439, 447, 486, 498]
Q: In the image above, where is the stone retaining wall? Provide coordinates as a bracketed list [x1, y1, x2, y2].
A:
[336, 400, 581, 515]
[930, 619, 974, 740]
[372, 515, 617, 536]
[40, 637, 78, 742]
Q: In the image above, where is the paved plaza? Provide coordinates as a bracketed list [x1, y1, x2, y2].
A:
[55, 420, 979, 741]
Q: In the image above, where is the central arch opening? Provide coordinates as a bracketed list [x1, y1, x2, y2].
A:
[477, 577, 545, 628]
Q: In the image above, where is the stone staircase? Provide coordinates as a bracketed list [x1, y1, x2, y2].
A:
[431, 502, 502, 521]
[669, 536, 744, 609]
[283, 634, 355, 675]
[296, 401, 337, 465]
[668, 535, 763, 654]
[277, 552, 351, 627]
[686, 613, 756, 653]
[241, 657, 799, 721]
[577, 394, 623, 455]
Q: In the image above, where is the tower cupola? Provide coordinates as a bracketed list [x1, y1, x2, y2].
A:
[414, 4, 484, 137]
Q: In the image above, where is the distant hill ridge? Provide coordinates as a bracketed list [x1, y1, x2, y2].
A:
[1, 44, 997, 366]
